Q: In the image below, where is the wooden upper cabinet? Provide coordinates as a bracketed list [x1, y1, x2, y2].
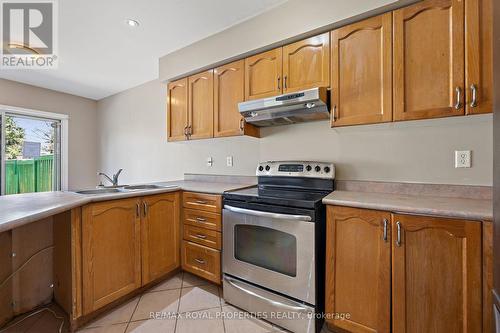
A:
[393, 0, 465, 121]
[188, 70, 214, 140]
[392, 214, 482, 333]
[465, 0, 493, 114]
[326, 206, 391, 333]
[331, 13, 392, 127]
[214, 60, 259, 138]
[245, 48, 282, 100]
[282, 33, 330, 93]
[141, 192, 180, 285]
[167, 78, 188, 141]
[82, 198, 141, 314]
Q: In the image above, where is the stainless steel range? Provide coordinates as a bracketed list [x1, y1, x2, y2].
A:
[222, 161, 335, 333]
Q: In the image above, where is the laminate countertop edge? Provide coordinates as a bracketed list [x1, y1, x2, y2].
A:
[0, 180, 256, 233]
[323, 190, 493, 221]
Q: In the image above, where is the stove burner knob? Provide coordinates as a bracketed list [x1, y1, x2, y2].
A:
[315, 165, 321, 172]
[265, 165, 271, 171]
[258, 166, 264, 172]
[306, 165, 312, 172]
[324, 166, 331, 173]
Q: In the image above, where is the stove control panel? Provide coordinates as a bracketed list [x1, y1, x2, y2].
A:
[256, 161, 335, 179]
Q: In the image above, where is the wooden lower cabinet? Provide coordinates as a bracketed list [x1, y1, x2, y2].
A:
[181, 192, 222, 284]
[141, 192, 180, 285]
[392, 213, 482, 333]
[325, 206, 391, 333]
[81, 193, 181, 315]
[181, 241, 221, 284]
[326, 206, 485, 333]
[82, 198, 142, 315]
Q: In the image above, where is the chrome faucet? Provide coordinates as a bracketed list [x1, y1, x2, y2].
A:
[98, 169, 123, 187]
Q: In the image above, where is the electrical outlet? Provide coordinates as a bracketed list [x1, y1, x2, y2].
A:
[207, 157, 213, 167]
[226, 156, 233, 167]
[455, 150, 471, 168]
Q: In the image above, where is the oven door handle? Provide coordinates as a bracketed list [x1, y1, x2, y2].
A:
[224, 276, 311, 313]
[224, 205, 312, 222]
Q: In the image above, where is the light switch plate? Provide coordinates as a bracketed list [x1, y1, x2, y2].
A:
[455, 150, 471, 168]
[226, 156, 233, 167]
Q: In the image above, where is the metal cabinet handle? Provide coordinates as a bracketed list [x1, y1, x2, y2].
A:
[454, 87, 463, 110]
[239, 118, 245, 131]
[136, 203, 140, 218]
[277, 76, 281, 90]
[396, 221, 402, 247]
[470, 84, 478, 108]
[195, 217, 206, 222]
[195, 200, 207, 204]
[383, 219, 388, 242]
[194, 258, 205, 264]
[183, 126, 188, 136]
[143, 202, 148, 217]
[284, 75, 287, 90]
[195, 234, 207, 239]
[332, 105, 338, 121]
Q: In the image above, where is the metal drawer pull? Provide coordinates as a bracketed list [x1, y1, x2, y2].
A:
[224, 205, 312, 222]
[224, 276, 310, 313]
[383, 219, 388, 242]
[194, 258, 205, 264]
[143, 202, 148, 217]
[470, 84, 478, 108]
[135, 203, 140, 218]
[195, 217, 206, 222]
[277, 76, 281, 90]
[195, 234, 207, 239]
[454, 87, 463, 110]
[195, 200, 208, 204]
[284, 75, 287, 89]
[396, 222, 402, 247]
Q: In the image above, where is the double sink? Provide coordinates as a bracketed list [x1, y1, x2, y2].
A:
[75, 184, 176, 195]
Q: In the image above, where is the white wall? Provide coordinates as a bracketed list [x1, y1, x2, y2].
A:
[0, 79, 98, 190]
[98, 0, 493, 187]
[97, 79, 493, 186]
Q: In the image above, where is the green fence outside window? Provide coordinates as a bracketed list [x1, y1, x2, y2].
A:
[5, 155, 54, 195]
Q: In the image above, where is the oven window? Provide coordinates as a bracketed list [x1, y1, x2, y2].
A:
[234, 225, 297, 277]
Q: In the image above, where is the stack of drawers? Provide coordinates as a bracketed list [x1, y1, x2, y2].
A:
[181, 192, 222, 284]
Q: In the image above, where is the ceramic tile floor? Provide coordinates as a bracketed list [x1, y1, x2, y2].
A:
[0, 272, 331, 333]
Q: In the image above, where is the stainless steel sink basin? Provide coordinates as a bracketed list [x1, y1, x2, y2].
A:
[123, 184, 164, 190]
[76, 188, 122, 195]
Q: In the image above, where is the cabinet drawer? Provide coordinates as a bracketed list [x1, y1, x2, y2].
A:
[183, 225, 221, 250]
[183, 209, 221, 231]
[182, 241, 221, 284]
[183, 192, 221, 213]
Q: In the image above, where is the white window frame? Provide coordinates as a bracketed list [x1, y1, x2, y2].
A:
[0, 104, 69, 194]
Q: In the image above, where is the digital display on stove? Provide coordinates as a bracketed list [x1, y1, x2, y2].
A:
[278, 164, 304, 172]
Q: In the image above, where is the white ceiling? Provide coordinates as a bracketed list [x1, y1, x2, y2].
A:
[0, 0, 287, 100]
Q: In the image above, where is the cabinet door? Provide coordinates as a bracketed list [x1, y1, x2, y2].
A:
[465, 0, 493, 114]
[82, 198, 141, 314]
[245, 48, 282, 100]
[393, 0, 465, 121]
[141, 192, 180, 285]
[325, 206, 391, 333]
[188, 70, 214, 140]
[331, 13, 392, 127]
[392, 214, 482, 333]
[282, 32, 330, 93]
[214, 60, 258, 138]
[167, 78, 188, 141]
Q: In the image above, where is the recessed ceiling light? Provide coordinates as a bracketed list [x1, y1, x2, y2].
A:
[125, 19, 140, 27]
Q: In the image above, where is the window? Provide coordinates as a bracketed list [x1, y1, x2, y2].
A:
[0, 106, 68, 195]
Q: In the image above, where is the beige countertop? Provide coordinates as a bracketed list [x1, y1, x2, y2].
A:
[323, 190, 492, 221]
[0, 179, 255, 233]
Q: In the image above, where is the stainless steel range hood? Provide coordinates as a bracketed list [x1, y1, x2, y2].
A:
[238, 87, 329, 127]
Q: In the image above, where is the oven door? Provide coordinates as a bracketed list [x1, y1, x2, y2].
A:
[223, 204, 315, 305]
